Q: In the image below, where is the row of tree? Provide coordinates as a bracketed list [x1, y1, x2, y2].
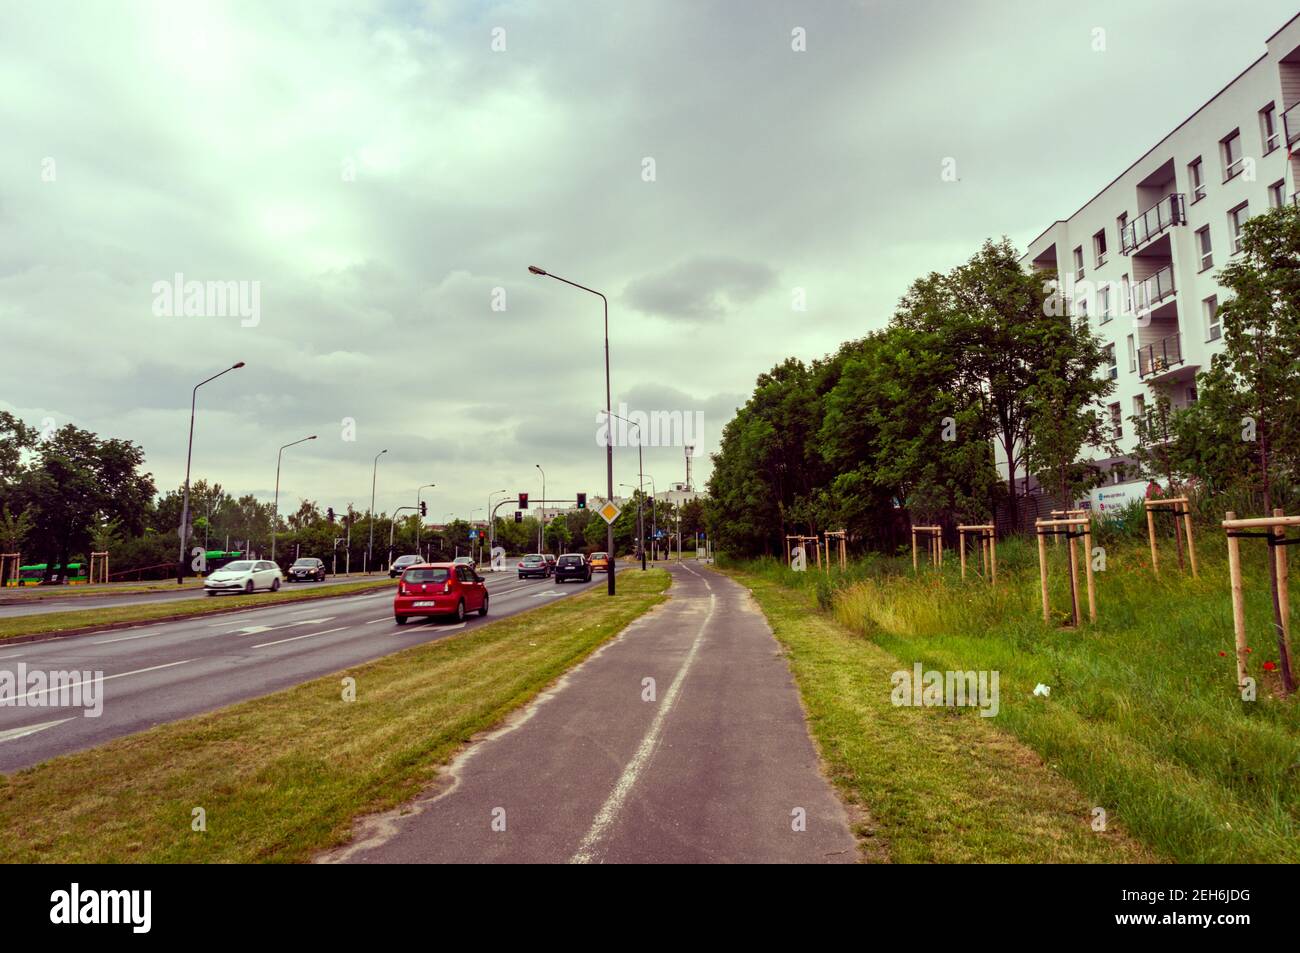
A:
[705, 206, 1300, 559]
[0, 415, 708, 580]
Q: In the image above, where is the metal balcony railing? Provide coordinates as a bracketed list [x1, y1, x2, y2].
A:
[1137, 332, 1183, 379]
[1132, 264, 1176, 316]
[1284, 100, 1300, 147]
[1120, 193, 1186, 254]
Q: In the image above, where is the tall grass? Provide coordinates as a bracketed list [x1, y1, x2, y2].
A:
[729, 529, 1300, 862]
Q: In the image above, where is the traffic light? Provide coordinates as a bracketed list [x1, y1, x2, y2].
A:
[326, 507, 335, 522]
[514, 511, 522, 523]
[519, 492, 529, 509]
[576, 492, 587, 509]
[420, 501, 427, 517]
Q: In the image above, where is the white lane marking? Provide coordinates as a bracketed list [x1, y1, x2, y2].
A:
[230, 616, 335, 636]
[0, 717, 74, 744]
[365, 618, 390, 625]
[93, 631, 167, 645]
[252, 626, 348, 649]
[531, 591, 564, 599]
[15, 659, 195, 703]
[570, 592, 718, 864]
[0, 652, 24, 660]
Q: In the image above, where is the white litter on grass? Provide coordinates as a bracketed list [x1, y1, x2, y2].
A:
[1032, 683, 1051, 697]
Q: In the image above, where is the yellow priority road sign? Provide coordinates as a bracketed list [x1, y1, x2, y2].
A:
[597, 500, 621, 524]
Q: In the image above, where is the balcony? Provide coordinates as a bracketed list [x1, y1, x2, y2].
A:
[1284, 100, 1300, 148]
[1137, 332, 1184, 380]
[1120, 194, 1186, 255]
[1132, 264, 1176, 316]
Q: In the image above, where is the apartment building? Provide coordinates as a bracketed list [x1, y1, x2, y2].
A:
[1018, 13, 1300, 514]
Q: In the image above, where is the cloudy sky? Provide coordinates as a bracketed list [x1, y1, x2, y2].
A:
[2, 0, 1296, 521]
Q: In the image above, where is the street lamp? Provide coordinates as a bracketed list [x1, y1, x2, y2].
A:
[417, 483, 436, 558]
[644, 474, 658, 561]
[535, 463, 546, 554]
[529, 265, 615, 595]
[367, 449, 388, 573]
[271, 434, 317, 562]
[605, 410, 646, 570]
[177, 361, 244, 583]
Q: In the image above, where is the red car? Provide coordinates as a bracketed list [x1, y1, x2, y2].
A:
[393, 563, 489, 624]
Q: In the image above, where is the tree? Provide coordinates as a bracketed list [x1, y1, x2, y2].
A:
[13, 425, 154, 579]
[1023, 313, 1115, 506]
[1197, 203, 1300, 692]
[893, 239, 1060, 531]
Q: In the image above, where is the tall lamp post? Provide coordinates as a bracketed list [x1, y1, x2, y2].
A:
[644, 474, 658, 561]
[529, 265, 615, 595]
[535, 463, 546, 554]
[176, 361, 245, 583]
[272, 434, 317, 562]
[417, 483, 436, 559]
[367, 449, 388, 573]
[605, 410, 645, 570]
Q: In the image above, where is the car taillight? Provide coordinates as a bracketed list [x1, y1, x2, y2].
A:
[442, 581, 452, 593]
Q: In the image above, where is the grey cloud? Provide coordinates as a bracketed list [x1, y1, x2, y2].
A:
[621, 256, 778, 322]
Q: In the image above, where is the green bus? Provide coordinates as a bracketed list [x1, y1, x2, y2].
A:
[13, 562, 89, 586]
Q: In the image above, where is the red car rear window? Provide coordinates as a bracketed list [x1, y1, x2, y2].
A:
[403, 568, 450, 583]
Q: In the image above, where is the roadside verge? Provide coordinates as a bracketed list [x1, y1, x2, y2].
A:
[719, 566, 1157, 863]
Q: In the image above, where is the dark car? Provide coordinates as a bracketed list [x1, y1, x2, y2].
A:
[544, 553, 557, 575]
[517, 553, 549, 579]
[389, 554, 422, 579]
[554, 553, 591, 583]
[287, 557, 327, 582]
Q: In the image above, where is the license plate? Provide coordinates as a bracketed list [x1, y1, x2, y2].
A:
[413, 601, 436, 607]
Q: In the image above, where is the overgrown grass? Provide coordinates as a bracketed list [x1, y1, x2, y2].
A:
[0, 578, 398, 642]
[727, 570, 1154, 862]
[724, 530, 1300, 863]
[0, 569, 671, 862]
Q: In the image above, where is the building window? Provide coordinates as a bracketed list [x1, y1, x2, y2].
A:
[1094, 229, 1108, 267]
[1222, 130, 1244, 181]
[1073, 246, 1085, 281]
[1188, 157, 1206, 202]
[1269, 179, 1286, 209]
[1196, 226, 1213, 271]
[1186, 383, 1198, 404]
[1204, 295, 1220, 341]
[1098, 284, 1111, 323]
[1109, 402, 1123, 440]
[1104, 344, 1117, 380]
[1261, 103, 1279, 154]
[1126, 333, 1136, 373]
[1228, 203, 1249, 254]
[1121, 274, 1131, 315]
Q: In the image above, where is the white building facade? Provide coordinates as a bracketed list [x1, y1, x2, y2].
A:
[1017, 14, 1300, 514]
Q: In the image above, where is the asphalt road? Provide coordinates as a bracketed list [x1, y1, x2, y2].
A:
[0, 573, 374, 618]
[0, 571, 599, 771]
[327, 561, 856, 864]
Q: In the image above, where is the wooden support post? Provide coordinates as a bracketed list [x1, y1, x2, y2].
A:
[959, 529, 967, 579]
[912, 529, 917, 573]
[1146, 505, 1159, 578]
[1037, 527, 1050, 623]
[936, 531, 943, 568]
[1275, 508, 1292, 672]
[1083, 520, 1096, 623]
[1067, 527, 1081, 627]
[1184, 505, 1198, 578]
[989, 531, 997, 587]
[1225, 511, 1248, 688]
